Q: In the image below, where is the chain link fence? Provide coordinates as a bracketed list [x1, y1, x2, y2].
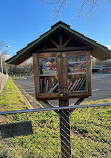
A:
[0, 104, 111, 158]
[0, 77, 111, 157]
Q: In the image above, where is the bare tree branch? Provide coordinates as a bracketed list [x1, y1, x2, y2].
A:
[37, 0, 61, 4]
[0, 41, 6, 50]
[36, 0, 111, 20]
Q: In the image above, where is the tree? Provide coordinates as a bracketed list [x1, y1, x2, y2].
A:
[0, 41, 11, 74]
[92, 57, 111, 67]
[8, 60, 34, 76]
[0, 41, 6, 73]
[0, 41, 6, 49]
[37, 0, 111, 20]
[0, 40, 33, 76]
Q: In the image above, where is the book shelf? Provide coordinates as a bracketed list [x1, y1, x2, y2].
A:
[67, 72, 86, 75]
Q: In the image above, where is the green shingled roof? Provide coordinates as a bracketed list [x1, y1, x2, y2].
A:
[6, 21, 111, 65]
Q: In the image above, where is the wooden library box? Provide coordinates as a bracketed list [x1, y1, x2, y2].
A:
[33, 50, 91, 100]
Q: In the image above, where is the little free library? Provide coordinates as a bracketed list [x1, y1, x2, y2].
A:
[6, 21, 111, 158]
[7, 21, 111, 101]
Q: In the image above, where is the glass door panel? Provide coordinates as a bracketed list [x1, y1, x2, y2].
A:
[67, 55, 87, 92]
[38, 57, 59, 94]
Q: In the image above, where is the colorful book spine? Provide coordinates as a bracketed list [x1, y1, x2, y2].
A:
[68, 79, 72, 91]
[75, 78, 84, 91]
[72, 78, 81, 91]
[69, 79, 78, 92]
[68, 79, 72, 86]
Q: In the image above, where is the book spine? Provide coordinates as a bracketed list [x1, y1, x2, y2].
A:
[68, 79, 73, 91]
[68, 79, 72, 86]
[72, 78, 81, 91]
[46, 79, 48, 93]
[75, 78, 84, 91]
[69, 79, 78, 92]
[79, 78, 86, 90]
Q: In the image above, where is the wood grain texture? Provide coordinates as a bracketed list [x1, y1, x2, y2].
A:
[33, 53, 39, 98]
[87, 51, 92, 96]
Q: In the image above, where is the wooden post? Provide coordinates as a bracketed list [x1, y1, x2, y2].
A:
[59, 99, 71, 158]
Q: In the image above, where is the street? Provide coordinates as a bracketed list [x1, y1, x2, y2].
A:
[14, 73, 111, 106]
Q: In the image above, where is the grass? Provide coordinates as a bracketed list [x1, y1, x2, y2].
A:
[0, 77, 28, 112]
[70, 100, 111, 158]
[0, 78, 111, 158]
[0, 78, 29, 125]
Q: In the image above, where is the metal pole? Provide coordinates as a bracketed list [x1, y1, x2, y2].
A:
[5, 62, 8, 75]
[59, 99, 71, 158]
[0, 103, 111, 115]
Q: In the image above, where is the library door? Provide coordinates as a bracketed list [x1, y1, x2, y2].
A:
[35, 51, 91, 100]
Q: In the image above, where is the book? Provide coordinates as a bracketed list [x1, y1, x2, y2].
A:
[68, 79, 73, 91]
[75, 78, 84, 91]
[69, 79, 78, 92]
[72, 78, 81, 91]
[48, 82, 59, 93]
[68, 79, 72, 86]
[46, 79, 49, 93]
[79, 78, 86, 90]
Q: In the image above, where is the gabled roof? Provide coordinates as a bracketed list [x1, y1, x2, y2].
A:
[6, 21, 111, 65]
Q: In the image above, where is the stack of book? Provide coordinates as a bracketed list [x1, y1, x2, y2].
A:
[68, 78, 86, 92]
[68, 61, 86, 73]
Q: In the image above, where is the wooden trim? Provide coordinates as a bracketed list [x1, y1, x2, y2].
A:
[57, 52, 67, 95]
[33, 53, 39, 98]
[62, 37, 73, 48]
[50, 39, 60, 48]
[38, 93, 60, 99]
[36, 50, 89, 57]
[37, 94, 90, 100]
[66, 51, 87, 56]
[87, 52, 92, 95]
[59, 31, 62, 47]
[67, 91, 88, 97]
[37, 52, 57, 58]
[34, 47, 92, 53]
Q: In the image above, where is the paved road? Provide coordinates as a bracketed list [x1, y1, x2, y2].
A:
[14, 73, 111, 106]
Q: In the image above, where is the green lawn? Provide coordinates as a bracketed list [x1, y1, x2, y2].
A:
[0, 78, 111, 158]
[0, 77, 28, 112]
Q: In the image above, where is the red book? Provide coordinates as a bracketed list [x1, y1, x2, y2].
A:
[72, 78, 81, 91]
[68, 79, 72, 86]
[44, 77, 47, 84]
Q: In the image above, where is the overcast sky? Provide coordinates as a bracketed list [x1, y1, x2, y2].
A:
[0, 0, 111, 55]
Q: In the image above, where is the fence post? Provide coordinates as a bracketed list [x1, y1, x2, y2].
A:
[59, 99, 71, 158]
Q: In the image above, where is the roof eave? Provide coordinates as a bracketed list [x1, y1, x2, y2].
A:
[6, 23, 111, 65]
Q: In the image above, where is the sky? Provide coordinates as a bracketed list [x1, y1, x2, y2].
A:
[0, 0, 111, 56]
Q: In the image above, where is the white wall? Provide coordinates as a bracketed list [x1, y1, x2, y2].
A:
[0, 72, 8, 93]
